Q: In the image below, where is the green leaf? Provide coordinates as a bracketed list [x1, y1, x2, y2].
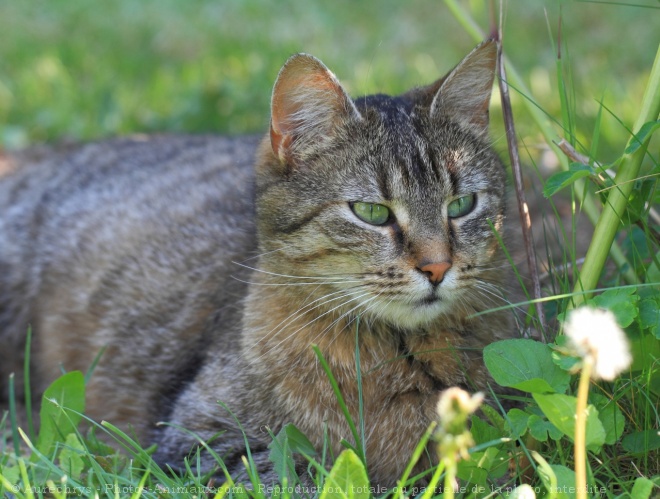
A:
[486, 447, 510, 479]
[551, 336, 581, 372]
[533, 451, 558, 499]
[458, 448, 509, 486]
[548, 465, 576, 499]
[621, 429, 660, 454]
[625, 119, 660, 154]
[630, 477, 654, 499]
[528, 415, 562, 442]
[58, 433, 86, 480]
[480, 403, 506, 433]
[269, 423, 317, 484]
[625, 179, 656, 225]
[483, 448, 509, 479]
[271, 423, 317, 456]
[639, 297, 660, 338]
[647, 251, 660, 285]
[543, 162, 593, 197]
[470, 415, 501, 446]
[590, 394, 625, 445]
[505, 409, 529, 439]
[535, 455, 577, 499]
[484, 339, 571, 394]
[551, 351, 581, 372]
[533, 394, 606, 451]
[320, 449, 370, 499]
[0, 465, 20, 487]
[629, 331, 660, 371]
[35, 371, 85, 457]
[588, 288, 639, 328]
[456, 458, 489, 487]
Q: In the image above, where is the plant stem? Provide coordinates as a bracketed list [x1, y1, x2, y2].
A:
[396, 421, 437, 497]
[575, 356, 593, 499]
[443, 458, 457, 499]
[8, 373, 21, 457]
[421, 459, 446, 499]
[496, 16, 547, 335]
[572, 42, 660, 305]
[444, 0, 638, 284]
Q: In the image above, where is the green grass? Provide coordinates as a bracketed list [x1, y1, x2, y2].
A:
[0, 0, 657, 158]
[1, 0, 659, 497]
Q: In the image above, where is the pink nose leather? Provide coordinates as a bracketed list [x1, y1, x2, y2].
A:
[418, 261, 452, 285]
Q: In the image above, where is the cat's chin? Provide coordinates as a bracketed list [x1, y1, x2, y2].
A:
[369, 295, 457, 329]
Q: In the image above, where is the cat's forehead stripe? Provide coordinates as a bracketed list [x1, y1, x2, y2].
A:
[355, 94, 415, 127]
[355, 94, 460, 196]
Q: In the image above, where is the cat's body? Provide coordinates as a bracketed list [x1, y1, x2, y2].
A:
[0, 41, 516, 486]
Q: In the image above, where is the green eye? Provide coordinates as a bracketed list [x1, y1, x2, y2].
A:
[447, 194, 476, 218]
[351, 202, 390, 225]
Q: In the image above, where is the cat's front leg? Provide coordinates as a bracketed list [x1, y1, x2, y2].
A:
[404, 330, 490, 391]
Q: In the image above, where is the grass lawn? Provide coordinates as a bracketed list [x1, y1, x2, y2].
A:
[0, 0, 656, 158]
[1, 0, 659, 497]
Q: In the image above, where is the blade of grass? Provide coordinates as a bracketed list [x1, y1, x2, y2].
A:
[129, 467, 151, 499]
[84, 346, 106, 385]
[17, 457, 35, 499]
[311, 345, 364, 465]
[0, 470, 22, 498]
[470, 281, 660, 318]
[572, 42, 660, 305]
[396, 421, 436, 497]
[420, 460, 446, 499]
[557, 15, 576, 146]
[555, 16, 591, 300]
[8, 374, 20, 458]
[353, 317, 367, 472]
[23, 327, 34, 443]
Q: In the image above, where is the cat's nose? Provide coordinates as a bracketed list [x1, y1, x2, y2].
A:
[418, 261, 452, 285]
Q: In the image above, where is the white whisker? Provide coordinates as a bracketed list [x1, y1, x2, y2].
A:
[246, 289, 374, 366]
[232, 260, 354, 281]
[237, 245, 293, 262]
[247, 286, 367, 350]
[231, 277, 363, 287]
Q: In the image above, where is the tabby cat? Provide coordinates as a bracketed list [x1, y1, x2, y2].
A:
[0, 39, 515, 486]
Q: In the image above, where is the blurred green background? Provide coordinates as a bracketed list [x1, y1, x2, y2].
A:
[0, 0, 658, 162]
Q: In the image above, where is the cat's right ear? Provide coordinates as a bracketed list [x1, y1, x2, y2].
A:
[429, 39, 497, 136]
[270, 54, 361, 166]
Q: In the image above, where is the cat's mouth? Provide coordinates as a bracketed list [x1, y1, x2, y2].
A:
[418, 294, 441, 306]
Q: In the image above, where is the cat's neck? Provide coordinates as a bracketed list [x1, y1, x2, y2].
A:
[239, 270, 503, 398]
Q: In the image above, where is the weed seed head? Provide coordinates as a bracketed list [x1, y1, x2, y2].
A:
[564, 306, 632, 381]
[435, 388, 484, 460]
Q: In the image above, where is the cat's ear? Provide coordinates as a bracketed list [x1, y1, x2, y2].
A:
[430, 39, 497, 135]
[270, 54, 361, 165]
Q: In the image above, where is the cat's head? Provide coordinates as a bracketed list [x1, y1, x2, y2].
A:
[255, 40, 508, 329]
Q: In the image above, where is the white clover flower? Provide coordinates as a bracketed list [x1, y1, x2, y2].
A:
[564, 306, 632, 381]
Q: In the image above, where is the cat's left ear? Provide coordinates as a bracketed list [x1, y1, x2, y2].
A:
[270, 54, 362, 166]
[430, 39, 497, 135]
